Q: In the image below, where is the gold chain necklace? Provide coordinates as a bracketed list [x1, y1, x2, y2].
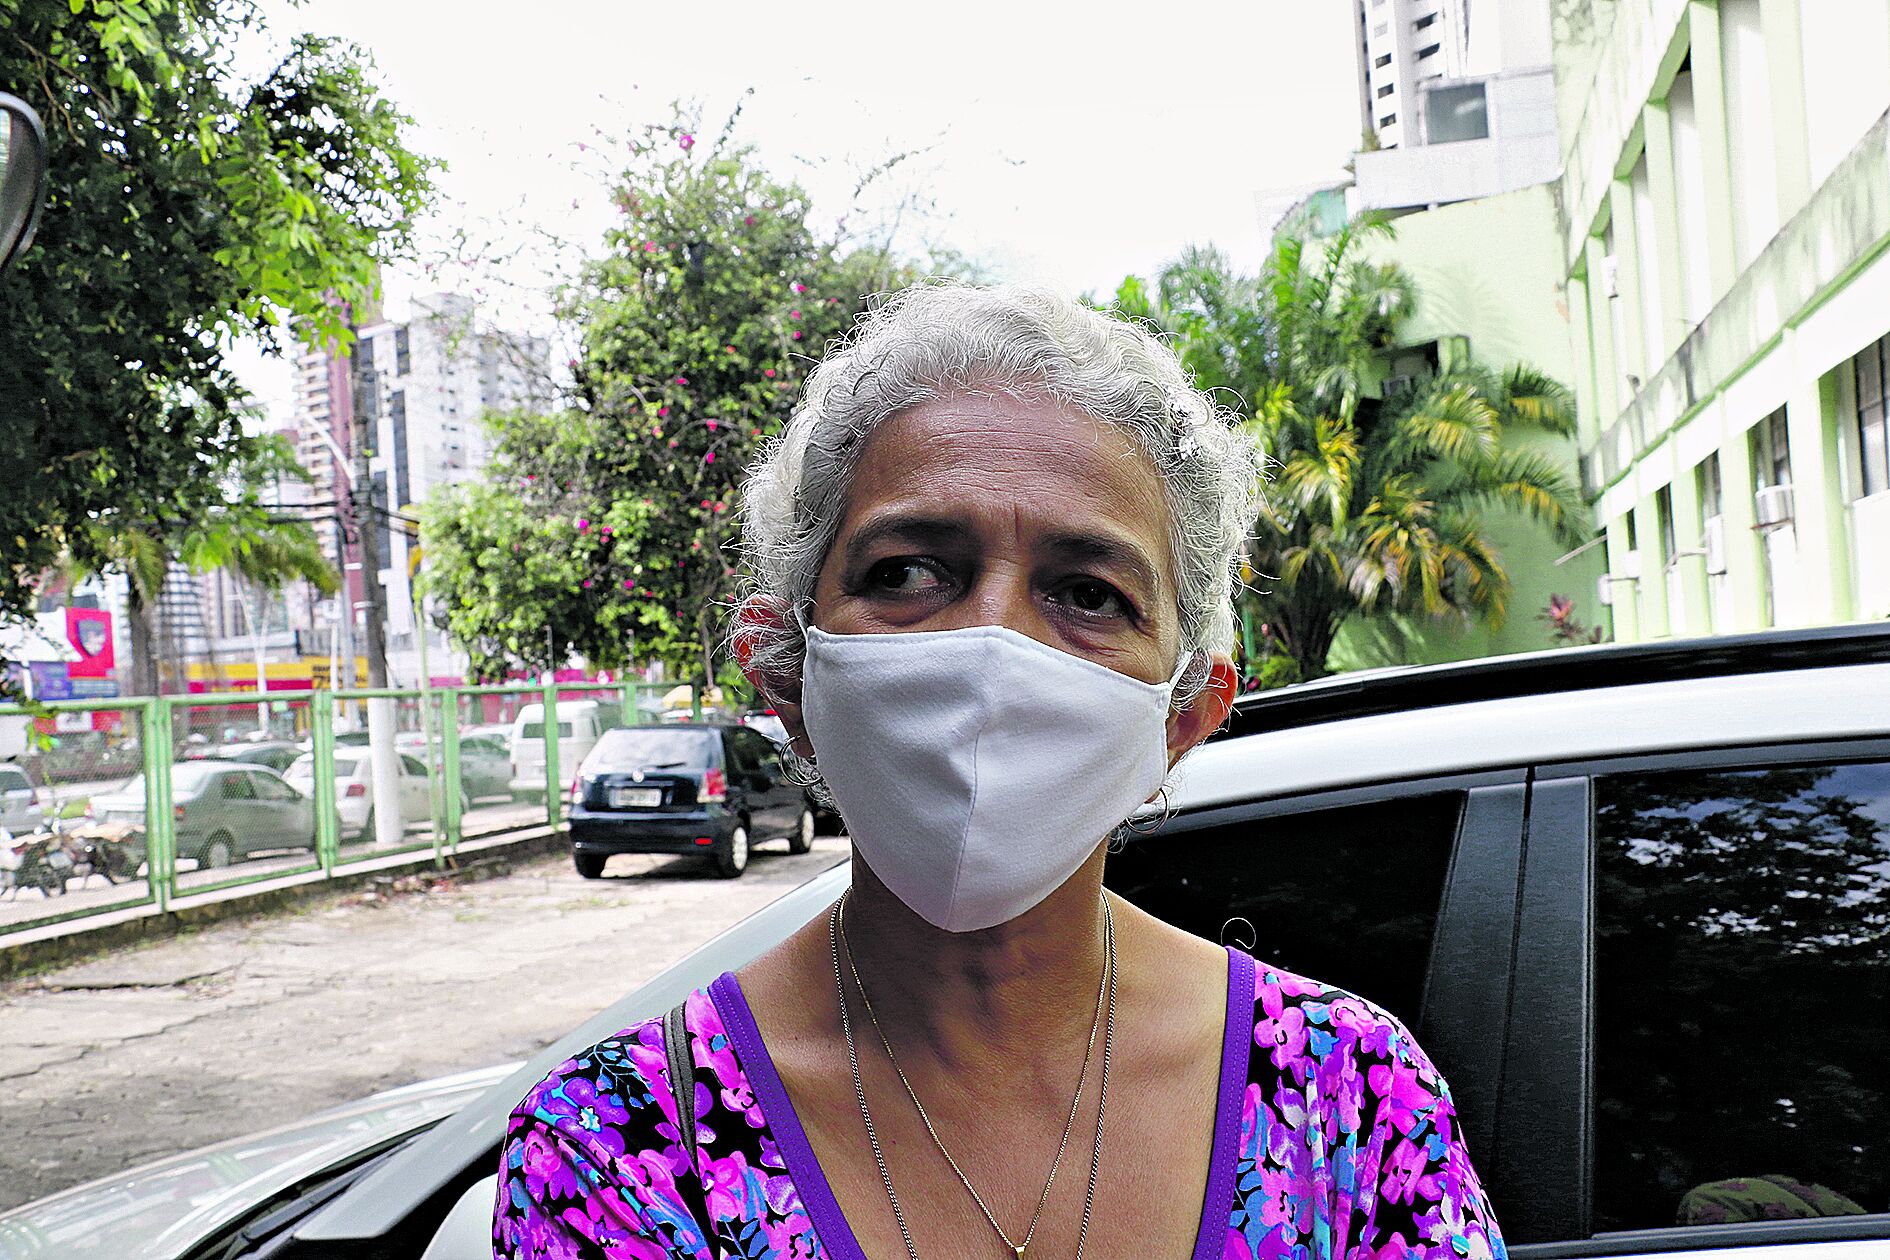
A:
[830, 891, 1116, 1260]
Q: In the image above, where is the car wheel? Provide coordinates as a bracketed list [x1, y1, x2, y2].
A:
[573, 852, 607, 879]
[201, 833, 234, 870]
[712, 825, 749, 879]
[788, 807, 815, 855]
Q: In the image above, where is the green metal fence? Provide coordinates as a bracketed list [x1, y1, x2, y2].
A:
[0, 679, 703, 939]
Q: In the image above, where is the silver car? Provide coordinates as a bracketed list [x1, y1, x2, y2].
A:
[87, 760, 315, 869]
[0, 762, 44, 835]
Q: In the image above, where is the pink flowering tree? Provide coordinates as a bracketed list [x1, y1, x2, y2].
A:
[422, 111, 924, 680]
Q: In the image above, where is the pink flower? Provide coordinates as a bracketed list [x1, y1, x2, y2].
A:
[567, 357, 578, 369]
[675, 376, 688, 385]
[744, 215, 755, 226]
[713, 502, 726, 514]
[791, 282, 805, 294]
[706, 419, 718, 430]
[576, 518, 590, 531]
[791, 330, 802, 340]
[643, 241, 658, 253]
[667, 439, 677, 448]
[704, 451, 715, 464]
[678, 132, 695, 151]
[726, 344, 737, 354]
[581, 579, 593, 589]
[763, 368, 776, 378]
[600, 524, 611, 535]
[657, 407, 668, 417]
[623, 579, 635, 590]
[789, 309, 801, 320]
[700, 499, 711, 509]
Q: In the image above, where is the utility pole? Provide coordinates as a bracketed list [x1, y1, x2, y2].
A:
[348, 338, 403, 846]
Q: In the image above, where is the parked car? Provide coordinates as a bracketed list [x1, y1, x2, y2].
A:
[185, 740, 303, 773]
[740, 708, 842, 836]
[395, 730, 512, 801]
[462, 722, 516, 753]
[284, 749, 448, 840]
[508, 700, 609, 804]
[0, 761, 45, 834]
[86, 760, 315, 869]
[567, 723, 815, 878]
[5, 624, 1887, 1259]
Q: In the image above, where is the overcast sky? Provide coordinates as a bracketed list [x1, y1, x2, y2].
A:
[237, 1, 1361, 415]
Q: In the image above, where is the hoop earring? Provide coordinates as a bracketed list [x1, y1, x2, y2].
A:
[1121, 785, 1172, 835]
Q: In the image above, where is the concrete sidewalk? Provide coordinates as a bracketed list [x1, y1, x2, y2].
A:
[0, 825, 565, 980]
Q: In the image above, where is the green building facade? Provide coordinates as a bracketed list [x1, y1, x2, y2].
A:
[1557, 0, 1890, 640]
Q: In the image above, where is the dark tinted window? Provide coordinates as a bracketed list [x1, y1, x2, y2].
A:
[1105, 791, 1464, 1027]
[587, 728, 716, 772]
[0, 767, 29, 792]
[1595, 761, 1890, 1232]
[219, 772, 254, 800]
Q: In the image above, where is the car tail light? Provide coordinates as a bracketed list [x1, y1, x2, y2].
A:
[345, 782, 367, 798]
[701, 767, 727, 803]
[569, 776, 584, 806]
[173, 803, 186, 822]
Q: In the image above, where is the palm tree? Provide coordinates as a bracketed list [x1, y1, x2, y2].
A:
[1116, 219, 1588, 679]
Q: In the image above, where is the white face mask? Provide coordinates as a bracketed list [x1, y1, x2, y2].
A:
[801, 623, 1183, 933]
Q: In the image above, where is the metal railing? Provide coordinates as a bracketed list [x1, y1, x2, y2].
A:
[0, 679, 702, 939]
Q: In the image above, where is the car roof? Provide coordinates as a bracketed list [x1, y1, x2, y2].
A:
[1218, 621, 1890, 740]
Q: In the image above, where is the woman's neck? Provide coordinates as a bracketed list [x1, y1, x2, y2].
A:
[840, 847, 1112, 1075]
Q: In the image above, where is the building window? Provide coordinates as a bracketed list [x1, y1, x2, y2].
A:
[1656, 486, 1677, 567]
[1853, 332, 1890, 497]
[1413, 11, 1437, 29]
[1757, 408, 1793, 491]
[1417, 42, 1441, 58]
[1374, 21, 1389, 36]
[1426, 82, 1490, 143]
[1377, 83, 1396, 98]
[1379, 113, 1397, 127]
[1374, 52, 1392, 68]
[394, 326, 411, 377]
[1697, 453, 1730, 628]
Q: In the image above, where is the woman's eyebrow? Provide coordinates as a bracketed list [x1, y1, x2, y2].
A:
[842, 515, 968, 559]
[1039, 531, 1162, 598]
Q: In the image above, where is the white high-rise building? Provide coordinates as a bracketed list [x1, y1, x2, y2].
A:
[1346, 0, 1559, 212]
[352, 294, 549, 680]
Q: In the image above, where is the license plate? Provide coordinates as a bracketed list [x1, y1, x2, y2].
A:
[608, 787, 662, 808]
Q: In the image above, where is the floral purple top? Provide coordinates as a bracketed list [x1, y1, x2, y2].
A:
[493, 949, 1504, 1260]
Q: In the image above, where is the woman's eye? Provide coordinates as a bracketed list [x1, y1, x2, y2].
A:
[864, 558, 946, 594]
[1053, 579, 1129, 618]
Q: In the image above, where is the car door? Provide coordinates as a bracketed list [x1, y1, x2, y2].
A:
[251, 769, 313, 848]
[1107, 768, 1529, 1181]
[751, 735, 803, 835]
[400, 754, 431, 821]
[213, 769, 257, 855]
[1503, 739, 1890, 1255]
[461, 737, 503, 798]
[730, 729, 794, 838]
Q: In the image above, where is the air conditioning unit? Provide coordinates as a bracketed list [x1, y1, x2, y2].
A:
[1754, 483, 1795, 529]
[1701, 515, 1727, 574]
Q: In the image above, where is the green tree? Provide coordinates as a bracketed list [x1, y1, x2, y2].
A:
[0, 0, 435, 649]
[75, 436, 338, 695]
[423, 113, 923, 681]
[1114, 223, 1587, 679]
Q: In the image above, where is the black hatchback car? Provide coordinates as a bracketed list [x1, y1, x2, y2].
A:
[566, 724, 815, 879]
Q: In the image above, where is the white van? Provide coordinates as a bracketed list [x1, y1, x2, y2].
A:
[507, 701, 610, 802]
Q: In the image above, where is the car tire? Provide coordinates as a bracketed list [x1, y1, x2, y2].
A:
[712, 825, 749, 879]
[573, 852, 607, 879]
[788, 807, 815, 855]
[201, 833, 234, 870]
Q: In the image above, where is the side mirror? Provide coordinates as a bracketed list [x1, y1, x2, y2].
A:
[0, 92, 47, 268]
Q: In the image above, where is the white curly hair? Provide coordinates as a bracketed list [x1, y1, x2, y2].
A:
[734, 281, 1262, 711]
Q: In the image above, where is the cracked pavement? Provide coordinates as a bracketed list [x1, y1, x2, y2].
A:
[0, 836, 850, 1211]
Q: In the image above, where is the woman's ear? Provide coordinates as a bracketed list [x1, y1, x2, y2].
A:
[732, 596, 813, 759]
[1163, 653, 1237, 770]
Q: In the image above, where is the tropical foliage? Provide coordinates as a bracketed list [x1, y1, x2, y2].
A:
[0, 0, 434, 649]
[1113, 220, 1587, 678]
[422, 112, 926, 681]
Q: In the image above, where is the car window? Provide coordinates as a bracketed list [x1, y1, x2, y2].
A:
[0, 767, 28, 792]
[401, 754, 427, 776]
[1593, 760, 1890, 1233]
[586, 727, 717, 771]
[218, 771, 255, 800]
[1105, 790, 1464, 1029]
[249, 771, 295, 801]
[725, 731, 758, 774]
[462, 738, 494, 756]
[520, 721, 573, 740]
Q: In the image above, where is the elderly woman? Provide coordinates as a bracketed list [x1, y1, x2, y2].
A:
[494, 286, 1502, 1260]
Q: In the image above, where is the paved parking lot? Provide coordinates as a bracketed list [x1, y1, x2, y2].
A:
[0, 834, 849, 1211]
